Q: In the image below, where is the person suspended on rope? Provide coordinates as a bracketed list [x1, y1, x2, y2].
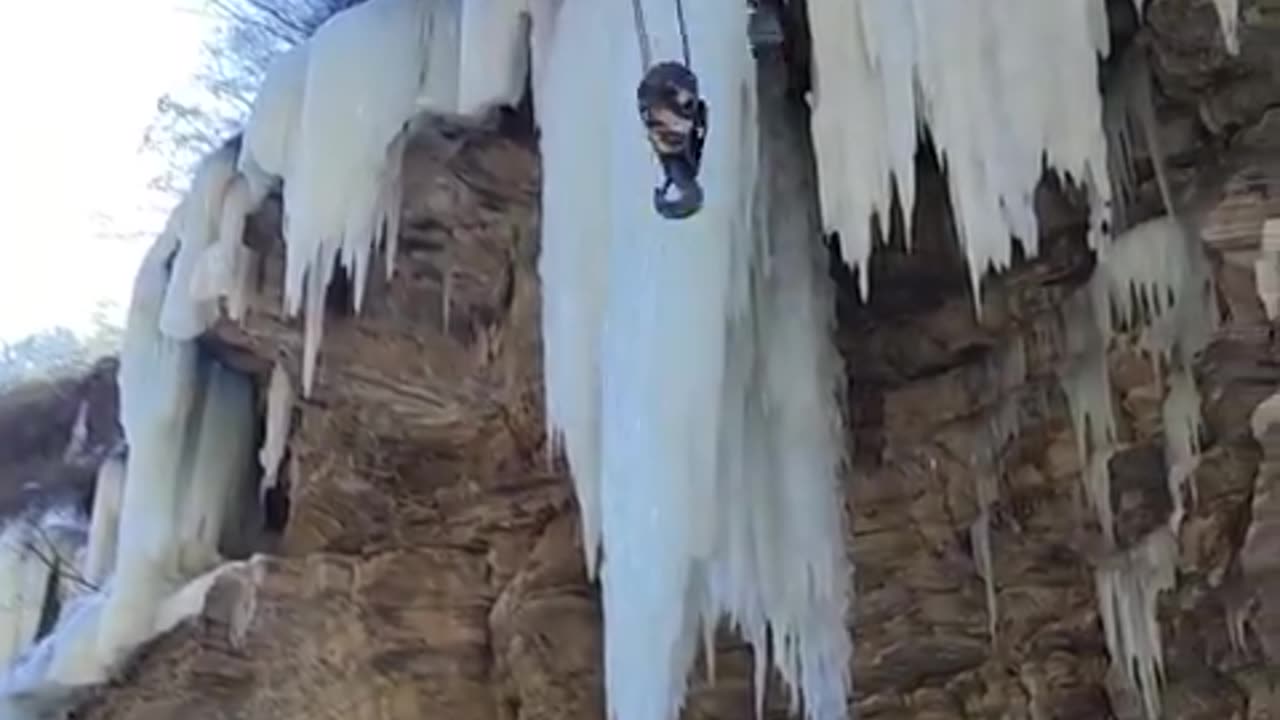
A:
[637, 61, 708, 220]
[631, 0, 784, 220]
[631, 0, 708, 220]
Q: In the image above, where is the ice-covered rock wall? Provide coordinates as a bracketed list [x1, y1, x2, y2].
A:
[0, 144, 265, 718]
[804, 0, 1239, 299]
[232, 1, 1234, 718]
[0, 1, 1245, 719]
[240, 0, 464, 395]
[535, 1, 850, 718]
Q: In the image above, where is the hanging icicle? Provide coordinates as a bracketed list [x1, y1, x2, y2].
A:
[1095, 527, 1177, 720]
[258, 363, 295, 504]
[805, 0, 1116, 299]
[279, 0, 463, 395]
[239, 43, 310, 204]
[539, 1, 849, 717]
[1065, 218, 1213, 719]
[83, 455, 124, 588]
[157, 139, 243, 341]
[971, 337, 1027, 641]
[1254, 218, 1280, 319]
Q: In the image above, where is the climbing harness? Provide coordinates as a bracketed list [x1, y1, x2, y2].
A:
[631, 0, 708, 220]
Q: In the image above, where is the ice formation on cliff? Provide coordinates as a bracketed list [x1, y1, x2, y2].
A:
[537, 1, 848, 718]
[805, 0, 1116, 297]
[258, 362, 295, 503]
[272, 0, 463, 394]
[0, 157, 264, 717]
[1078, 212, 1214, 719]
[158, 139, 243, 340]
[83, 456, 124, 588]
[0, 1, 1244, 719]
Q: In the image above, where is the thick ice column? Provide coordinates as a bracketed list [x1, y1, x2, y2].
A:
[538, 0, 850, 717]
[258, 363, 295, 504]
[174, 361, 257, 576]
[83, 456, 125, 587]
[593, 0, 754, 709]
[457, 0, 528, 114]
[536, 0, 615, 572]
[98, 230, 201, 660]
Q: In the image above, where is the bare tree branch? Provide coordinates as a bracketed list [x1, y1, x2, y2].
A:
[142, 0, 365, 201]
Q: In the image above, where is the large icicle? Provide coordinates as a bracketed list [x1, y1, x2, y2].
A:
[100, 224, 202, 659]
[805, 0, 1116, 296]
[258, 363, 295, 504]
[726, 49, 850, 715]
[158, 139, 242, 341]
[279, 0, 462, 394]
[536, 0, 614, 574]
[1059, 285, 1119, 544]
[0, 236, 261, 717]
[83, 455, 124, 588]
[238, 43, 310, 202]
[971, 338, 1027, 641]
[191, 174, 256, 323]
[1095, 528, 1177, 720]
[538, 1, 850, 718]
[590, 0, 759, 711]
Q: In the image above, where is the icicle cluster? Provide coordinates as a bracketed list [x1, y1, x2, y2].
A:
[258, 362, 295, 503]
[157, 138, 253, 341]
[1052, 212, 1214, 718]
[0, 159, 265, 716]
[803, 0, 1240, 296]
[237, 0, 464, 395]
[1096, 528, 1177, 720]
[538, 1, 849, 718]
[805, 0, 1117, 296]
[1038, 23, 1222, 713]
[1062, 214, 1213, 720]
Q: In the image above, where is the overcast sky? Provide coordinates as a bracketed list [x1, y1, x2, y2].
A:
[0, 0, 213, 341]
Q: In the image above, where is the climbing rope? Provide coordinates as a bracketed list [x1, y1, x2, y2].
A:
[630, 0, 692, 71]
[630, 0, 706, 220]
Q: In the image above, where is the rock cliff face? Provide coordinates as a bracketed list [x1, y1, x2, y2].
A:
[5, 0, 1275, 718]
